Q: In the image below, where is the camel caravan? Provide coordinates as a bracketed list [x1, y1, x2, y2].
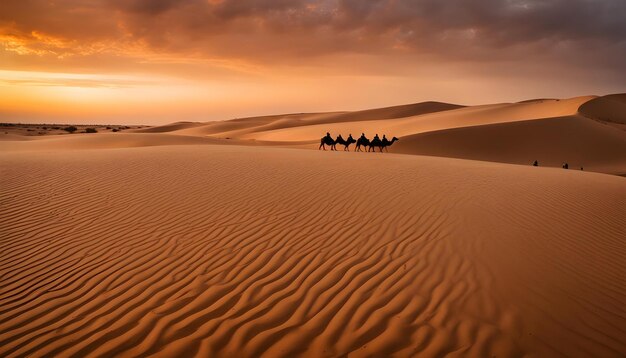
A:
[319, 132, 399, 152]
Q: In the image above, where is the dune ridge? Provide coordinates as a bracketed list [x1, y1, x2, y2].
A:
[1, 145, 625, 357]
[163, 101, 462, 138]
[133, 122, 205, 133]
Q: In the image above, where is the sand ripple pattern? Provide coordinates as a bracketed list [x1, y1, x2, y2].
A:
[1, 146, 625, 357]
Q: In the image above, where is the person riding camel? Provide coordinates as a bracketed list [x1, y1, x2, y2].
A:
[373, 134, 380, 141]
[325, 132, 332, 140]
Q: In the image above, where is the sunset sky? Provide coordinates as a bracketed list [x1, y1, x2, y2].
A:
[2, 0, 625, 124]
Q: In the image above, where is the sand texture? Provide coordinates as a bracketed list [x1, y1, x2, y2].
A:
[1, 94, 625, 357]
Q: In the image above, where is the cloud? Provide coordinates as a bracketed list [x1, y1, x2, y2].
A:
[2, 1, 623, 50]
[1, 1, 625, 86]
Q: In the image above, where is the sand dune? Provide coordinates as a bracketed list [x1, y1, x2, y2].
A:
[578, 94, 626, 126]
[392, 114, 626, 175]
[231, 96, 594, 142]
[172, 113, 333, 137]
[1, 145, 624, 357]
[173, 101, 461, 138]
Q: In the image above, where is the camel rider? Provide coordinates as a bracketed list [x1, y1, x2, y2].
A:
[325, 132, 332, 140]
[360, 133, 366, 139]
[374, 134, 380, 141]
[382, 134, 387, 141]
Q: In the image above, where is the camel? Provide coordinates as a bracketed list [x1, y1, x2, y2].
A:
[319, 135, 336, 150]
[317, 134, 344, 150]
[355, 137, 370, 152]
[335, 134, 356, 151]
[368, 136, 382, 152]
[369, 136, 399, 152]
[322, 133, 397, 152]
[380, 136, 399, 152]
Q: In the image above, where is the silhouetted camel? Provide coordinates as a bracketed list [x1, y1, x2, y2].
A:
[368, 135, 382, 152]
[319, 134, 336, 150]
[368, 135, 399, 152]
[355, 137, 370, 152]
[336, 134, 356, 151]
[380, 136, 399, 152]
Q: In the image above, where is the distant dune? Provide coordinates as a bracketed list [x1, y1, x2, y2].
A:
[169, 101, 462, 138]
[578, 94, 626, 125]
[392, 115, 626, 174]
[228, 96, 594, 142]
[133, 122, 205, 133]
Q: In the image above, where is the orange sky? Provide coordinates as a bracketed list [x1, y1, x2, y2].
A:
[1, 0, 625, 124]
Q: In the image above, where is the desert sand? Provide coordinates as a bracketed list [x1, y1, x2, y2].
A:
[1, 94, 625, 357]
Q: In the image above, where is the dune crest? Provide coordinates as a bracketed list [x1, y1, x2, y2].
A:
[132, 122, 205, 134]
[578, 94, 626, 126]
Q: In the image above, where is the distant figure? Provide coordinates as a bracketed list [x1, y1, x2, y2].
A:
[580, 167, 584, 171]
[532, 160, 538, 167]
[562, 163, 569, 169]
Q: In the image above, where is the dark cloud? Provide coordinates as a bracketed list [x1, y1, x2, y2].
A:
[109, 0, 186, 15]
[1, 0, 625, 75]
